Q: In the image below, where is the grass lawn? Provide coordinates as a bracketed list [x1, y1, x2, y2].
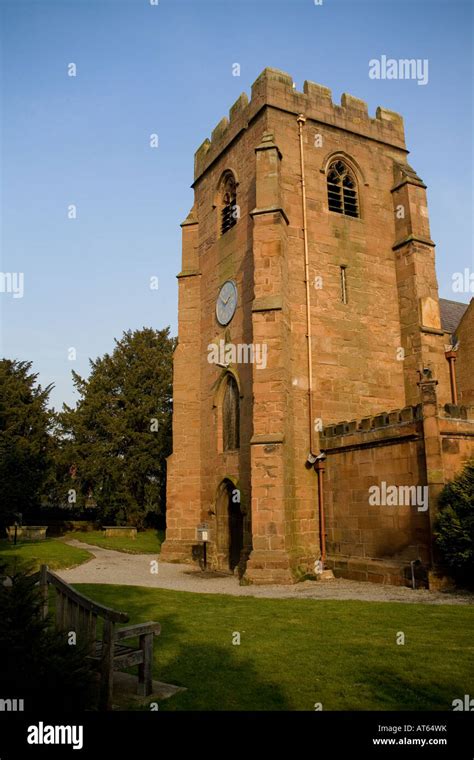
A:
[75, 584, 474, 711]
[61, 529, 164, 554]
[0, 538, 92, 573]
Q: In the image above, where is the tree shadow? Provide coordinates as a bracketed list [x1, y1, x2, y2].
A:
[110, 608, 291, 711]
[357, 663, 465, 711]
[153, 638, 291, 711]
[70, 586, 292, 710]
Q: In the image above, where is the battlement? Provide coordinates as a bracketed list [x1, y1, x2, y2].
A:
[194, 67, 407, 181]
[440, 403, 474, 421]
[321, 402, 474, 447]
[321, 404, 423, 443]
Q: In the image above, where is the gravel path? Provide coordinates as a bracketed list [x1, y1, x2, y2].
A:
[58, 540, 474, 605]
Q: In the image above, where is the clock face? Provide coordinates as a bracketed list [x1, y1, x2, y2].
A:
[216, 280, 238, 326]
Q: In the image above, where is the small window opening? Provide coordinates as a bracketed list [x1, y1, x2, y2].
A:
[221, 173, 237, 235]
[340, 266, 348, 304]
[223, 375, 240, 450]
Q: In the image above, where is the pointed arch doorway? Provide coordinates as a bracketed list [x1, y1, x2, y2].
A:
[215, 479, 243, 573]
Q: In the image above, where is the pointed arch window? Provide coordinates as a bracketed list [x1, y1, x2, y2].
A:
[221, 172, 238, 235]
[327, 160, 359, 218]
[223, 375, 240, 451]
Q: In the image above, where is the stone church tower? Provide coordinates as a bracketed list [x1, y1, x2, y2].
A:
[161, 68, 474, 586]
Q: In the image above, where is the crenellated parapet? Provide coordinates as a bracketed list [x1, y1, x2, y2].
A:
[321, 404, 424, 449]
[194, 67, 406, 182]
[322, 404, 421, 437]
[321, 402, 474, 450]
[440, 403, 474, 421]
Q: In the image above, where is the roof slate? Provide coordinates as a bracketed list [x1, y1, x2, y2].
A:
[439, 298, 469, 334]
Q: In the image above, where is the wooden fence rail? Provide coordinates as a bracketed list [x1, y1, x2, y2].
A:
[38, 564, 161, 710]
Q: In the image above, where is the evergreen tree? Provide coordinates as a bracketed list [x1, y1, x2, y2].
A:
[0, 360, 54, 526]
[0, 565, 94, 711]
[58, 327, 175, 527]
[435, 460, 474, 586]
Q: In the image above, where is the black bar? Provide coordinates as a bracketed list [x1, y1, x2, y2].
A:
[0, 711, 472, 759]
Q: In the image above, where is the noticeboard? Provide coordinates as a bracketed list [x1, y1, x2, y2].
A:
[197, 523, 210, 542]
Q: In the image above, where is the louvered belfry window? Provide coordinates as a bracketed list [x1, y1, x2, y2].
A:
[327, 160, 359, 218]
[221, 172, 238, 235]
[223, 375, 240, 451]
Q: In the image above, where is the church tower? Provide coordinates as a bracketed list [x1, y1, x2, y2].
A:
[161, 68, 461, 585]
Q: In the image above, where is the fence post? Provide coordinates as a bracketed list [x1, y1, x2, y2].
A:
[138, 632, 154, 696]
[39, 564, 49, 621]
[99, 619, 115, 710]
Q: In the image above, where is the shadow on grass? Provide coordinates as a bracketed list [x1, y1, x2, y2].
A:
[73, 585, 474, 711]
[117, 609, 291, 711]
[60, 586, 289, 711]
[153, 637, 291, 711]
[357, 665, 463, 711]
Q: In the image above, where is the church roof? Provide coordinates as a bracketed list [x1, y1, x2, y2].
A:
[439, 298, 469, 334]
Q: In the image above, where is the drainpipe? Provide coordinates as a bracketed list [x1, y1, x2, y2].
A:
[444, 349, 458, 405]
[297, 114, 315, 457]
[297, 114, 327, 569]
[315, 460, 326, 564]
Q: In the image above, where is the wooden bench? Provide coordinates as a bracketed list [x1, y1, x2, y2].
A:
[38, 564, 161, 710]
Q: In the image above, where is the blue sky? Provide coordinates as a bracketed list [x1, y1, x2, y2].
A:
[1, 0, 472, 409]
